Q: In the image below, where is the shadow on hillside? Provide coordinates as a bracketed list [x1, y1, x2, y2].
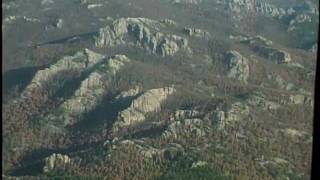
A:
[2, 65, 47, 101]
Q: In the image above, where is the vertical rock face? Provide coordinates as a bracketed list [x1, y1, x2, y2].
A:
[113, 87, 176, 131]
[43, 153, 71, 173]
[22, 49, 104, 97]
[225, 51, 250, 83]
[95, 17, 189, 56]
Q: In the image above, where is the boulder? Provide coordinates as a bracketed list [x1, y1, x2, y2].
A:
[225, 51, 250, 83]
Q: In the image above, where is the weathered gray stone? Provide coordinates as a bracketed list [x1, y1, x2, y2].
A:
[95, 17, 190, 56]
[114, 86, 141, 100]
[220, 0, 286, 18]
[162, 118, 210, 139]
[170, 110, 202, 121]
[247, 93, 280, 111]
[22, 49, 104, 97]
[113, 87, 176, 131]
[191, 161, 208, 168]
[59, 55, 130, 126]
[230, 34, 273, 46]
[225, 51, 250, 83]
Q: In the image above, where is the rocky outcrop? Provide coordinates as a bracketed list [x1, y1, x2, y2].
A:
[161, 118, 210, 139]
[184, 27, 211, 39]
[246, 93, 280, 111]
[160, 19, 177, 26]
[253, 46, 291, 64]
[255, 1, 286, 18]
[191, 161, 208, 168]
[219, 0, 286, 18]
[225, 51, 250, 83]
[280, 128, 307, 142]
[43, 153, 71, 173]
[114, 86, 141, 100]
[206, 102, 249, 129]
[57, 55, 130, 126]
[4, 16, 40, 24]
[229, 34, 273, 46]
[288, 14, 312, 32]
[113, 87, 175, 131]
[170, 110, 202, 121]
[22, 49, 104, 98]
[289, 94, 313, 105]
[110, 139, 184, 159]
[267, 74, 295, 91]
[95, 17, 190, 56]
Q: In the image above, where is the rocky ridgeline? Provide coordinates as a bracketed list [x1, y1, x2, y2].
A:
[95, 17, 190, 56]
[225, 51, 250, 84]
[52, 55, 130, 126]
[43, 153, 72, 173]
[21, 49, 104, 98]
[112, 87, 176, 132]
